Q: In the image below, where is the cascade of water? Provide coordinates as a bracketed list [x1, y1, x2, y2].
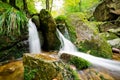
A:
[57, 29, 77, 53]
[57, 29, 120, 72]
[28, 19, 41, 53]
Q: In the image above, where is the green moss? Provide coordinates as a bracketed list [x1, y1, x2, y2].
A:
[100, 32, 118, 40]
[55, 15, 66, 22]
[69, 56, 91, 70]
[78, 36, 112, 58]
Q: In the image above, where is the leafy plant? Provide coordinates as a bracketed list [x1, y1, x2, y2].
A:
[0, 8, 27, 36]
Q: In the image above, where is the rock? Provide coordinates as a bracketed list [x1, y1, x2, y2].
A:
[0, 61, 24, 80]
[66, 13, 112, 58]
[39, 9, 60, 51]
[112, 48, 120, 53]
[79, 68, 114, 80]
[99, 22, 118, 32]
[32, 15, 40, 28]
[93, 0, 120, 21]
[108, 38, 120, 49]
[99, 32, 118, 40]
[108, 28, 120, 37]
[23, 53, 76, 80]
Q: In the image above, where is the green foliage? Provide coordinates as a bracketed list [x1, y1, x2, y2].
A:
[80, 0, 99, 11]
[0, 1, 12, 14]
[64, 0, 100, 13]
[16, 0, 24, 10]
[55, 15, 66, 22]
[64, 0, 81, 13]
[69, 56, 91, 70]
[0, 8, 27, 36]
[24, 66, 38, 80]
[27, 0, 37, 14]
[70, 69, 80, 80]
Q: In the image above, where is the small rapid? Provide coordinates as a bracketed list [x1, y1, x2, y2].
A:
[57, 28, 120, 72]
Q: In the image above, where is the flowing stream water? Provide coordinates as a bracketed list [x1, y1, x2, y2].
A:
[57, 28, 120, 72]
[28, 19, 41, 53]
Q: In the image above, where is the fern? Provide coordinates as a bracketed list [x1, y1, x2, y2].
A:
[0, 8, 28, 36]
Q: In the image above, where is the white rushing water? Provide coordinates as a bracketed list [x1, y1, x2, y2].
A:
[28, 19, 41, 53]
[57, 28, 120, 72]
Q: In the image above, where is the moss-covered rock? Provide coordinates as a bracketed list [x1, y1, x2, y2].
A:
[39, 9, 60, 51]
[69, 56, 91, 70]
[32, 15, 40, 28]
[100, 32, 118, 40]
[65, 13, 112, 58]
[23, 53, 80, 80]
[93, 0, 120, 21]
[23, 53, 63, 80]
[99, 22, 118, 32]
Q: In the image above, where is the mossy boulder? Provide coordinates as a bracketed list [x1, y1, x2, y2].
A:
[32, 15, 40, 28]
[39, 9, 60, 51]
[93, 0, 120, 21]
[23, 53, 63, 80]
[65, 13, 112, 58]
[23, 53, 79, 80]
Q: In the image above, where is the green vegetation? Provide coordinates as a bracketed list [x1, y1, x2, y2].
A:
[24, 66, 38, 80]
[64, 0, 100, 13]
[0, 8, 27, 36]
[79, 36, 112, 58]
[55, 15, 66, 22]
[69, 56, 91, 70]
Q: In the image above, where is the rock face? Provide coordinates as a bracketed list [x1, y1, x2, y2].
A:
[65, 13, 112, 58]
[39, 9, 60, 51]
[93, 0, 120, 21]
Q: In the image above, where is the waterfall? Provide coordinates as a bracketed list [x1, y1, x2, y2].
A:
[28, 19, 41, 53]
[57, 29, 120, 72]
[57, 29, 77, 53]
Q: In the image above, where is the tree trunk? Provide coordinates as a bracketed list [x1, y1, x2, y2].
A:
[50, 0, 53, 12]
[46, 0, 49, 10]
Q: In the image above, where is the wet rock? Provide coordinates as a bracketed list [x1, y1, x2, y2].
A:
[108, 38, 120, 49]
[39, 9, 60, 51]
